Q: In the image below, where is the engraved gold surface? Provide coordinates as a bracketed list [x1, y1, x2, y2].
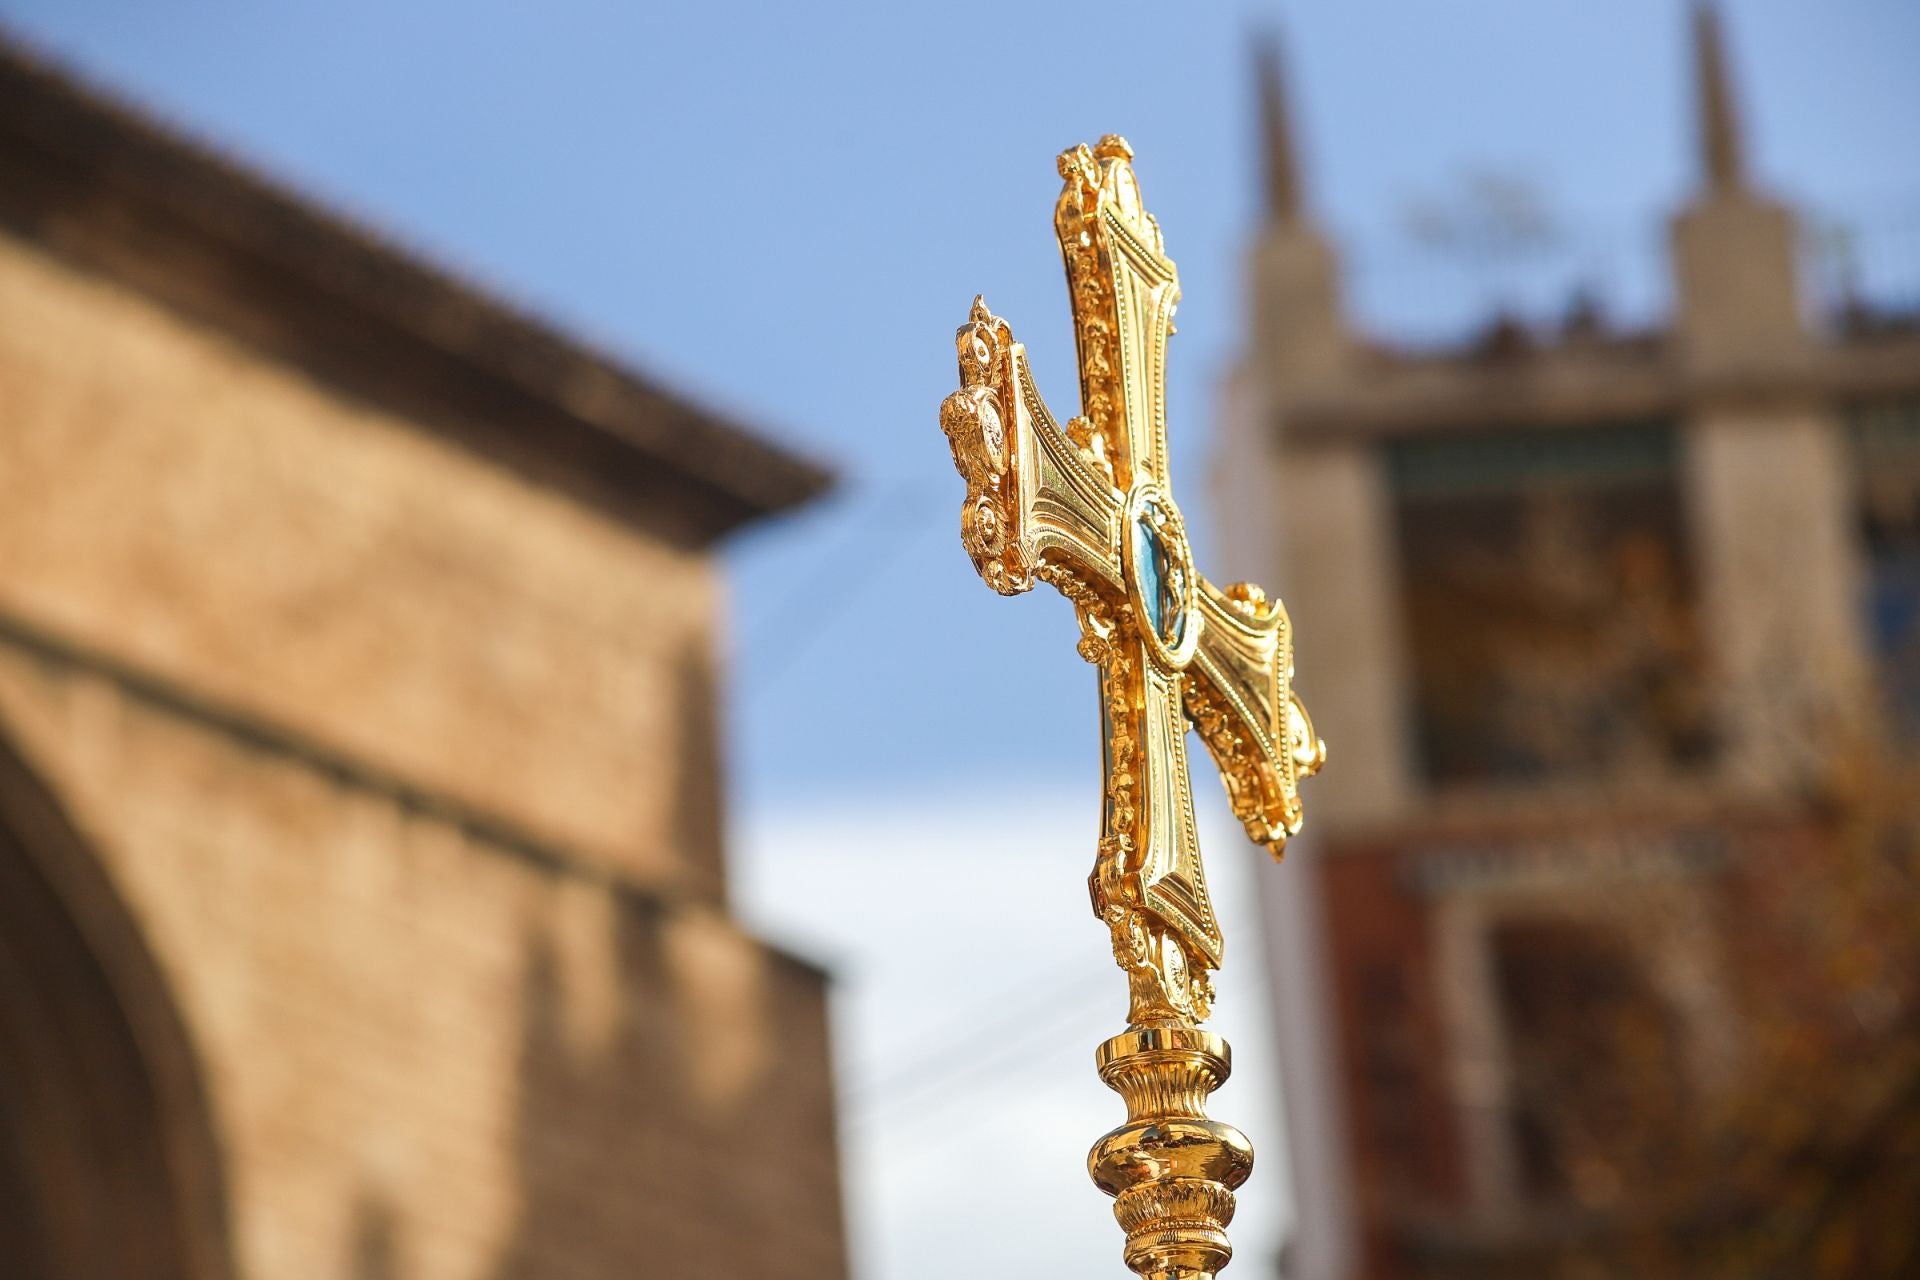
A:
[936, 137, 1325, 1278]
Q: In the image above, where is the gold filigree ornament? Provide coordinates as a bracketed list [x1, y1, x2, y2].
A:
[936, 136, 1325, 1279]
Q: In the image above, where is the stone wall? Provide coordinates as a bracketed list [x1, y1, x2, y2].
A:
[0, 647, 845, 1279]
[0, 227, 846, 1278]
[0, 233, 727, 897]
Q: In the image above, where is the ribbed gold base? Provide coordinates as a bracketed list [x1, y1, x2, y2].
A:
[1087, 1026, 1254, 1279]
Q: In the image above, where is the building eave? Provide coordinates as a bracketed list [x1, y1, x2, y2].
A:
[0, 34, 833, 548]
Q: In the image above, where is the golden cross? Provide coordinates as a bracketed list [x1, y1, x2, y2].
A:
[937, 136, 1324, 1279]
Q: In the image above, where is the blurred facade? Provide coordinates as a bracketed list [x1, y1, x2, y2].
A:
[1220, 7, 1920, 1279]
[0, 43, 846, 1280]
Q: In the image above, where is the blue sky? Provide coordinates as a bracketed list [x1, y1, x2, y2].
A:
[4, 2, 1915, 1274]
[6, 1, 1915, 817]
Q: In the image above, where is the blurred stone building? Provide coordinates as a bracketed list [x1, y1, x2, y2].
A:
[1219, 7, 1920, 1279]
[0, 43, 845, 1280]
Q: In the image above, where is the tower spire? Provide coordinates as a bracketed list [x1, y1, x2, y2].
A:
[1255, 31, 1303, 224]
[1691, 0, 1746, 191]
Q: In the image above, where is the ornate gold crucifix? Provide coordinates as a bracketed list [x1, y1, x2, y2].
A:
[938, 136, 1325, 1279]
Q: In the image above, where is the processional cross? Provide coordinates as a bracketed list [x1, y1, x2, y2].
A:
[938, 137, 1324, 1279]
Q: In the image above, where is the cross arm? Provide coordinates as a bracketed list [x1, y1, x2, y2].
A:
[1186, 579, 1327, 857]
[939, 298, 1127, 613]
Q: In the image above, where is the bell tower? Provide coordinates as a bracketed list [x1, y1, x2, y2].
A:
[1225, 6, 1917, 1276]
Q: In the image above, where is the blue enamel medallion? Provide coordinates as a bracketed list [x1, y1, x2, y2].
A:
[1133, 500, 1186, 650]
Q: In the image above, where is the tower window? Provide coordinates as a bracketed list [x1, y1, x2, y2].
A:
[1489, 916, 1688, 1208]
[1389, 423, 1713, 788]
[1852, 398, 1920, 746]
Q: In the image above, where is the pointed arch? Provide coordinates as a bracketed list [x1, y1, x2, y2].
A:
[0, 728, 236, 1280]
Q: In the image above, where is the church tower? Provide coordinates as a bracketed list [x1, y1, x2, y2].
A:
[1224, 6, 1920, 1277]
